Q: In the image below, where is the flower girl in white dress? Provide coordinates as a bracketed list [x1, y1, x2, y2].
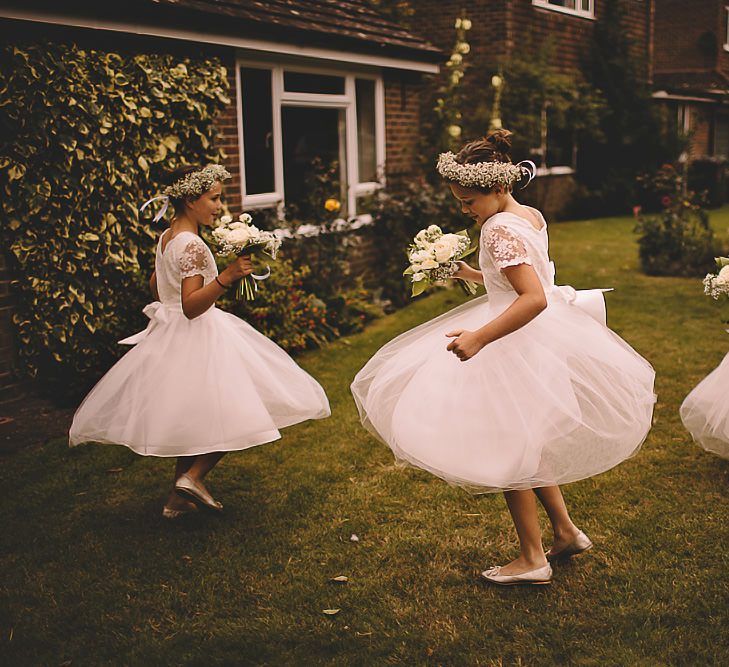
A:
[681, 350, 729, 459]
[680, 260, 729, 459]
[351, 131, 656, 585]
[70, 165, 330, 517]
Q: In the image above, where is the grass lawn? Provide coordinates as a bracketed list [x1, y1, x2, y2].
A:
[2, 209, 729, 665]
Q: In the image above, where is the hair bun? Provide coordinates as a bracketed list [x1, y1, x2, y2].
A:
[484, 129, 513, 158]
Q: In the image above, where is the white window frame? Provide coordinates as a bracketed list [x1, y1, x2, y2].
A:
[677, 103, 691, 135]
[236, 58, 386, 217]
[531, 100, 576, 175]
[532, 0, 595, 20]
[724, 6, 729, 50]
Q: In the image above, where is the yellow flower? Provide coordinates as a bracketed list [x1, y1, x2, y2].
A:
[324, 198, 341, 212]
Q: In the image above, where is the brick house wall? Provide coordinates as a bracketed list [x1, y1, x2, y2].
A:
[690, 105, 713, 158]
[653, 1, 729, 162]
[412, 1, 652, 84]
[411, 1, 509, 68]
[716, 2, 729, 77]
[653, 0, 721, 74]
[217, 56, 244, 215]
[384, 73, 423, 181]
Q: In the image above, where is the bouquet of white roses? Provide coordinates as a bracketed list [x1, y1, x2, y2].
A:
[212, 213, 282, 300]
[703, 256, 729, 298]
[403, 224, 478, 297]
[703, 256, 729, 323]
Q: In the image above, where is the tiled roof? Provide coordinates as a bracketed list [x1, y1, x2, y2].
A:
[149, 0, 443, 62]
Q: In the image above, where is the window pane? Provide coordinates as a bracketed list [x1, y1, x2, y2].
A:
[547, 0, 577, 9]
[240, 68, 275, 195]
[581, 0, 591, 11]
[715, 117, 729, 157]
[356, 79, 377, 183]
[546, 109, 573, 167]
[282, 107, 347, 217]
[283, 71, 345, 94]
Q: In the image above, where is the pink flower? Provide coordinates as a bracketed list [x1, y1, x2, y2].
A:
[661, 195, 672, 207]
[632, 205, 642, 218]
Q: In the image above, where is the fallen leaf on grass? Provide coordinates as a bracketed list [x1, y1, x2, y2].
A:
[106, 468, 124, 473]
[356, 631, 372, 637]
[330, 575, 348, 583]
[350, 534, 359, 542]
[322, 609, 340, 615]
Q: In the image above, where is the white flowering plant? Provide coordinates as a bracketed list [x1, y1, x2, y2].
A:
[212, 213, 282, 300]
[433, 12, 471, 152]
[702, 256, 729, 323]
[403, 224, 478, 297]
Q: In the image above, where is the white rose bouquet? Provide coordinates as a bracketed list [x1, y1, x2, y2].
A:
[702, 256, 729, 323]
[212, 213, 282, 300]
[403, 224, 478, 297]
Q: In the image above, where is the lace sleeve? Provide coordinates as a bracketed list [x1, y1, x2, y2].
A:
[178, 237, 212, 279]
[484, 224, 532, 270]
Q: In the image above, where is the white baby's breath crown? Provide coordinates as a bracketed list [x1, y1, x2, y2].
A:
[437, 152, 535, 190]
[163, 164, 231, 199]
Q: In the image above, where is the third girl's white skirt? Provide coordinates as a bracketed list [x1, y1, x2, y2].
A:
[681, 350, 729, 459]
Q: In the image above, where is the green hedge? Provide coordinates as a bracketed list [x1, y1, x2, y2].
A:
[0, 41, 229, 396]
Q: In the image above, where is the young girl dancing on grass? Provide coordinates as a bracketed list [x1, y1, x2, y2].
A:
[70, 164, 330, 518]
[352, 130, 656, 585]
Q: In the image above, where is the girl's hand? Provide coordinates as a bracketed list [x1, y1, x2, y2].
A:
[451, 261, 471, 279]
[445, 329, 487, 361]
[451, 261, 483, 284]
[223, 255, 254, 282]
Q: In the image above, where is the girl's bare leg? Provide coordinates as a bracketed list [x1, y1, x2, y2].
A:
[533, 485, 581, 552]
[186, 452, 226, 482]
[497, 489, 549, 575]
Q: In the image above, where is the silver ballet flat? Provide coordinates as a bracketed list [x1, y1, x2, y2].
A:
[174, 474, 223, 512]
[546, 530, 593, 562]
[480, 563, 552, 586]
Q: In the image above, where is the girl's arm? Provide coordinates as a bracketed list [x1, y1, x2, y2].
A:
[181, 256, 253, 320]
[150, 272, 160, 300]
[452, 260, 484, 285]
[446, 263, 546, 360]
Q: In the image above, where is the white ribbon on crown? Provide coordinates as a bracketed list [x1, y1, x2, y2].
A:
[139, 195, 170, 223]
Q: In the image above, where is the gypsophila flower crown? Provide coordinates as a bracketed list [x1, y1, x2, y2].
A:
[436, 152, 535, 190]
[163, 164, 231, 199]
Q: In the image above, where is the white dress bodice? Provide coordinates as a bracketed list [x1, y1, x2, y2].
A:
[155, 230, 218, 306]
[478, 208, 554, 298]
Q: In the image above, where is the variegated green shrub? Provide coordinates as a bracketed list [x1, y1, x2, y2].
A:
[0, 41, 229, 395]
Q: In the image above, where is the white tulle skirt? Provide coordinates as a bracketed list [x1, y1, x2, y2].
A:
[680, 350, 729, 459]
[69, 303, 330, 456]
[351, 292, 656, 493]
